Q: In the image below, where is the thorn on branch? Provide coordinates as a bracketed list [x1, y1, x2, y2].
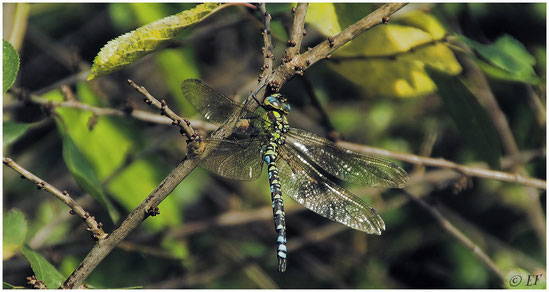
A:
[36, 182, 45, 190]
[328, 36, 335, 47]
[303, 29, 307, 36]
[326, 54, 332, 59]
[292, 6, 296, 13]
[69, 209, 76, 215]
[382, 16, 390, 24]
[87, 114, 98, 131]
[287, 40, 296, 47]
[268, 80, 281, 92]
[146, 206, 160, 217]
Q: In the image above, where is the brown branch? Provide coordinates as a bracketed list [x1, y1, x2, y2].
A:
[257, 3, 274, 86]
[403, 189, 506, 286]
[7, 87, 217, 132]
[127, 79, 196, 141]
[63, 157, 200, 288]
[339, 141, 546, 189]
[270, 3, 407, 87]
[285, 3, 308, 59]
[3, 157, 107, 241]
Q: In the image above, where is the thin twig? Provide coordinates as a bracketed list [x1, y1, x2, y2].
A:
[257, 3, 274, 85]
[285, 3, 308, 59]
[403, 189, 506, 285]
[340, 141, 546, 189]
[3, 157, 107, 241]
[9, 87, 172, 125]
[127, 79, 196, 141]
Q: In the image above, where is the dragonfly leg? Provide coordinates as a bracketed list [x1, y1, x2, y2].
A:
[265, 147, 287, 272]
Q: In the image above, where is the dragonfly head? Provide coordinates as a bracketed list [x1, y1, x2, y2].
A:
[264, 93, 291, 114]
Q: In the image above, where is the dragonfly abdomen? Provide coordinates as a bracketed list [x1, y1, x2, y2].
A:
[264, 142, 287, 272]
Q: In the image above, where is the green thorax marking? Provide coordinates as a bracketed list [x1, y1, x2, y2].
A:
[261, 94, 291, 146]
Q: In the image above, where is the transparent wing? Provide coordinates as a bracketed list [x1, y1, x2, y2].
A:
[193, 138, 264, 180]
[277, 146, 385, 234]
[286, 128, 408, 188]
[181, 79, 258, 125]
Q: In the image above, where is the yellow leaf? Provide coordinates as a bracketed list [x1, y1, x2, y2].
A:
[338, 24, 434, 57]
[305, 3, 342, 37]
[330, 43, 462, 98]
[395, 10, 447, 40]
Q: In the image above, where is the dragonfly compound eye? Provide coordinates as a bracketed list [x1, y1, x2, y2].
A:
[285, 104, 291, 112]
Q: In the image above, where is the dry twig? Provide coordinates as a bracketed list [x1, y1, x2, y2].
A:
[3, 157, 107, 240]
[340, 141, 546, 189]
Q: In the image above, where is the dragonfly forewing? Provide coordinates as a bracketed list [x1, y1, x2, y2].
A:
[286, 128, 408, 188]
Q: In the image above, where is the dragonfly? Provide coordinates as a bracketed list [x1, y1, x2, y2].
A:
[181, 79, 408, 272]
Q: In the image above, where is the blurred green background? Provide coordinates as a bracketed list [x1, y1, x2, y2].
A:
[3, 3, 546, 288]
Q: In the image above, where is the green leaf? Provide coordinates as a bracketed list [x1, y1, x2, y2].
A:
[88, 3, 225, 80]
[3, 121, 29, 147]
[3, 39, 19, 92]
[426, 67, 502, 170]
[62, 136, 119, 223]
[21, 245, 65, 289]
[3, 209, 28, 260]
[457, 34, 539, 84]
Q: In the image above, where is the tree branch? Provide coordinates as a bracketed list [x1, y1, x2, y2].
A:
[340, 141, 546, 189]
[270, 3, 407, 86]
[127, 79, 196, 140]
[285, 3, 308, 59]
[3, 157, 107, 241]
[63, 157, 199, 288]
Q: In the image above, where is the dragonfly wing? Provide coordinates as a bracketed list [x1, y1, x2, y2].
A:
[181, 79, 258, 125]
[193, 138, 264, 180]
[286, 128, 408, 188]
[277, 146, 385, 234]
